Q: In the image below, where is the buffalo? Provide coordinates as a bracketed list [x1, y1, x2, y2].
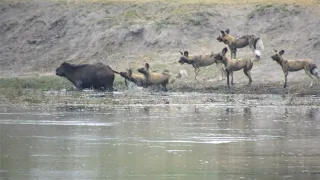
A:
[56, 62, 120, 91]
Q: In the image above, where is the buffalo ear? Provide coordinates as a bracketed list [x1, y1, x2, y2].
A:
[145, 63, 150, 70]
[179, 51, 183, 55]
[279, 50, 285, 56]
[225, 29, 230, 34]
[184, 51, 189, 58]
[273, 49, 278, 53]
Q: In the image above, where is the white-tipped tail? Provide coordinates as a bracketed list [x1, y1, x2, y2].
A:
[254, 49, 262, 57]
[312, 68, 319, 77]
[252, 38, 264, 58]
[176, 69, 188, 79]
[256, 38, 264, 51]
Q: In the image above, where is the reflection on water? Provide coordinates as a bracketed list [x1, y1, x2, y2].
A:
[0, 94, 320, 180]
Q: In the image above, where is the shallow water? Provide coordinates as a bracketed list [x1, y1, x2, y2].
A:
[1, 92, 320, 180]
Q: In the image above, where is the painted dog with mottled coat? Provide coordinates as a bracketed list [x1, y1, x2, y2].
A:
[138, 63, 172, 91]
[178, 51, 226, 80]
[120, 68, 146, 87]
[271, 49, 320, 88]
[217, 29, 264, 60]
[213, 47, 255, 88]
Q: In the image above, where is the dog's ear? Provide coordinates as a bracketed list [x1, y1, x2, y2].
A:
[220, 30, 225, 35]
[273, 49, 278, 53]
[128, 69, 132, 76]
[179, 51, 183, 55]
[184, 51, 189, 58]
[222, 47, 228, 55]
[225, 29, 230, 34]
[279, 50, 285, 56]
[145, 63, 150, 70]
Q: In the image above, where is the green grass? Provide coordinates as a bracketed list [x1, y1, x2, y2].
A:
[0, 74, 319, 105]
[155, 18, 172, 29]
[247, 4, 301, 18]
[53, 0, 319, 6]
[0, 76, 73, 90]
[123, 9, 139, 20]
[0, 75, 127, 104]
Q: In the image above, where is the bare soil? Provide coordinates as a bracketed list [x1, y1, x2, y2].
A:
[1, 0, 320, 94]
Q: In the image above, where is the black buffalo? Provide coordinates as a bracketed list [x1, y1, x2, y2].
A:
[56, 62, 120, 91]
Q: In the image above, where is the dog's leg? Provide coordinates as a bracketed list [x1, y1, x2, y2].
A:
[230, 50, 235, 59]
[230, 45, 237, 59]
[226, 70, 230, 88]
[220, 68, 225, 81]
[162, 83, 168, 92]
[229, 45, 237, 59]
[284, 71, 288, 88]
[244, 69, 253, 86]
[230, 71, 234, 86]
[310, 79, 314, 87]
[217, 64, 225, 81]
[194, 68, 197, 80]
[219, 71, 223, 81]
[307, 71, 315, 87]
[303, 68, 315, 87]
[194, 68, 200, 80]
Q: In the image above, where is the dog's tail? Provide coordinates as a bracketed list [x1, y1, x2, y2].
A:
[252, 38, 264, 59]
[161, 69, 175, 84]
[310, 64, 320, 79]
[163, 69, 188, 84]
[176, 69, 188, 79]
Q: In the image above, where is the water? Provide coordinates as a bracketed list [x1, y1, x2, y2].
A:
[0, 93, 320, 180]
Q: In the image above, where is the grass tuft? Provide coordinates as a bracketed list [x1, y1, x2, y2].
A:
[248, 4, 301, 19]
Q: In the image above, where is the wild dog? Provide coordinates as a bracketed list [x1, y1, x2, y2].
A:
[120, 68, 146, 87]
[213, 47, 254, 88]
[217, 29, 264, 60]
[271, 49, 320, 88]
[137, 63, 172, 91]
[178, 51, 226, 80]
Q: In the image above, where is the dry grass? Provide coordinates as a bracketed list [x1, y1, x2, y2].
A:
[55, 0, 319, 6]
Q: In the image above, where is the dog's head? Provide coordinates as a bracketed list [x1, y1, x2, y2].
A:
[120, 68, 133, 79]
[138, 63, 150, 75]
[178, 51, 189, 65]
[271, 49, 284, 63]
[213, 47, 228, 63]
[119, 71, 128, 78]
[216, 29, 230, 43]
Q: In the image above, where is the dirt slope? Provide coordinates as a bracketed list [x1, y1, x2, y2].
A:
[1, 0, 320, 87]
